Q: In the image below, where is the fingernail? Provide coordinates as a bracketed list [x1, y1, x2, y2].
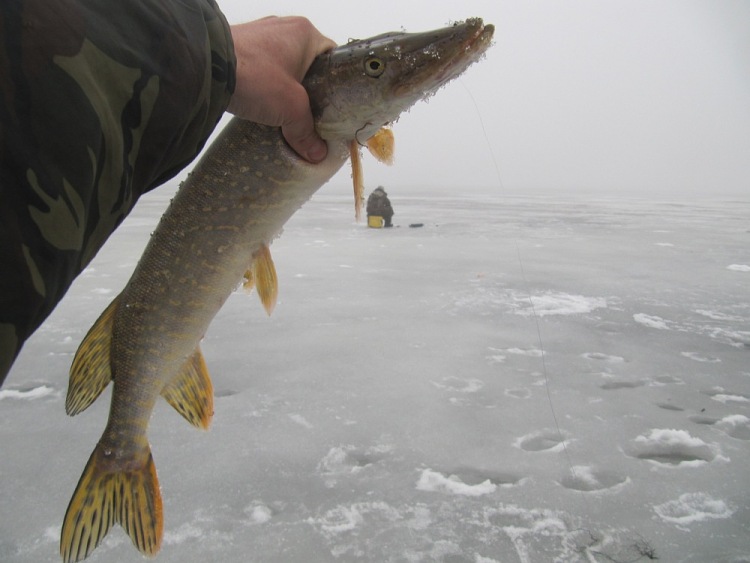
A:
[307, 141, 327, 163]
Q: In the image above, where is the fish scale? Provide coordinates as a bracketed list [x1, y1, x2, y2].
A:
[60, 18, 493, 562]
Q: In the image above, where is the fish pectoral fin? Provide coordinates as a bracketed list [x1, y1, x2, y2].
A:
[161, 347, 214, 430]
[366, 126, 395, 165]
[60, 442, 163, 563]
[66, 295, 119, 416]
[349, 140, 364, 221]
[251, 243, 278, 316]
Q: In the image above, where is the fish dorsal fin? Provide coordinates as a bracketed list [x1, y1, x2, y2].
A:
[66, 295, 120, 416]
[366, 126, 395, 165]
[349, 140, 364, 221]
[160, 347, 214, 430]
[251, 243, 278, 316]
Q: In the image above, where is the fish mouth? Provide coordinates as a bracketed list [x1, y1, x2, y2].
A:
[391, 18, 495, 99]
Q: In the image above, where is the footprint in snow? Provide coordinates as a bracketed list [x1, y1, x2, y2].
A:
[715, 415, 750, 440]
[582, 352, 626, 363]
[431, 376, 484, 393]
[656, 402, 685, 412]
[688, 414, 720, 426]
[654, 492, 734, 525]
[504, 387, 531, 399]
[558, 465, 629, 493]
[681, 351, 721, 363]
[600, 374, 682, 391]
[652, 374, 684, 385]
[624, 429, 719, 467]
[317, 444, 392, 486]
[599, 379, 647, 391]
[701, 387, 750, 405]
[514, 429, 568, 452]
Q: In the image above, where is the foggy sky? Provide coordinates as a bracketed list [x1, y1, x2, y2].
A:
[215, 0, 750, 196]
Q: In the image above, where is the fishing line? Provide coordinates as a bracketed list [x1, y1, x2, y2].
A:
[459, 79, 588, 505]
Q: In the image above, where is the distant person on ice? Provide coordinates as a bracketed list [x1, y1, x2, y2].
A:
[366, 186, 394, 228]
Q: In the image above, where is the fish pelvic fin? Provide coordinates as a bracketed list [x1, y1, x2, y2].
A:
[242, 268, 255, 293]
[66, 296, 120, 416]
[60, 442, 163, 563]
[349, 140, 364, 221]
[251, 243, 278, 316]
[366, 126, 395, 165]
[161, 347, 214, 430]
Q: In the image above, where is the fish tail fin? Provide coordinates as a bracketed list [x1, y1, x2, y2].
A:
[61, 442, 163, 563]
[161, 346, 214, 429]
[251, 243, 278, 316]
[66, 296, 120, 416]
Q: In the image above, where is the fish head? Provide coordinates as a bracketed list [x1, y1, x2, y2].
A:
[304, 18, 494, 143]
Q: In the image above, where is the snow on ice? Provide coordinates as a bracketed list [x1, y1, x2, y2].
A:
[0, 385, 56, 401]
[727, 264, 750, 272]
[654, 492, 735, 526]
[1, 190, 749, 562]
[633, 313, 671, 330]
[416, 468, 497, 497]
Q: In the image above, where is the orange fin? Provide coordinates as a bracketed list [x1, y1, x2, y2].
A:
[366, 126, 395, 165]
[161, 347, 214, 430]
[60, 442, 163, 563]
[349, 140, 364, 221]
[66, 296, 120, 416]
[242, 268, 255, 293]
[251, 243, 278, 316]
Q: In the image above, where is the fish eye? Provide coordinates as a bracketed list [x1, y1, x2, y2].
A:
[364, 56, 386, 77]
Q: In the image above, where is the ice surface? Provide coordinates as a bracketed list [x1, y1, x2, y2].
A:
[2, 187, 749, 562]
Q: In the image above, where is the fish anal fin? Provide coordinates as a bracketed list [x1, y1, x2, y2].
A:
[66, 296, 120, 416]
[60, 442, 163, 563]
[161, 347, 214, 430]
[349, 140, 364, 221]
[366, 126, 395, 165]
[251, 243, 278, 316]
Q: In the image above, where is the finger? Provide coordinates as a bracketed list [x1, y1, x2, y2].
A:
[283, 18, 337, 80]
[281, 83, 328, 163]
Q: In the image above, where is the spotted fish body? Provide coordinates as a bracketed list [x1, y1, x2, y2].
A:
[61, 19, 493, 562]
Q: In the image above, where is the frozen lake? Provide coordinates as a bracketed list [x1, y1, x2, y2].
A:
[1, 185, 749, 562]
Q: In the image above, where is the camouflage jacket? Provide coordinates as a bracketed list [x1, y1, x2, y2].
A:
[0, 0, 236, 383]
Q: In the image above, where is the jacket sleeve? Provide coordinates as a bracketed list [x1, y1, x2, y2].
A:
[0, 0, 236, 383]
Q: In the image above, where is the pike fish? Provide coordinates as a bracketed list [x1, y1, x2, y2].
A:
[60, 18, 493, 562]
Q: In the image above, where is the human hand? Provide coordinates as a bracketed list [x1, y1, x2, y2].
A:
[227, 16, 336, 163]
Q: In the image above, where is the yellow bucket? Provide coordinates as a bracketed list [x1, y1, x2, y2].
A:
[368, 215, 384, 228]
